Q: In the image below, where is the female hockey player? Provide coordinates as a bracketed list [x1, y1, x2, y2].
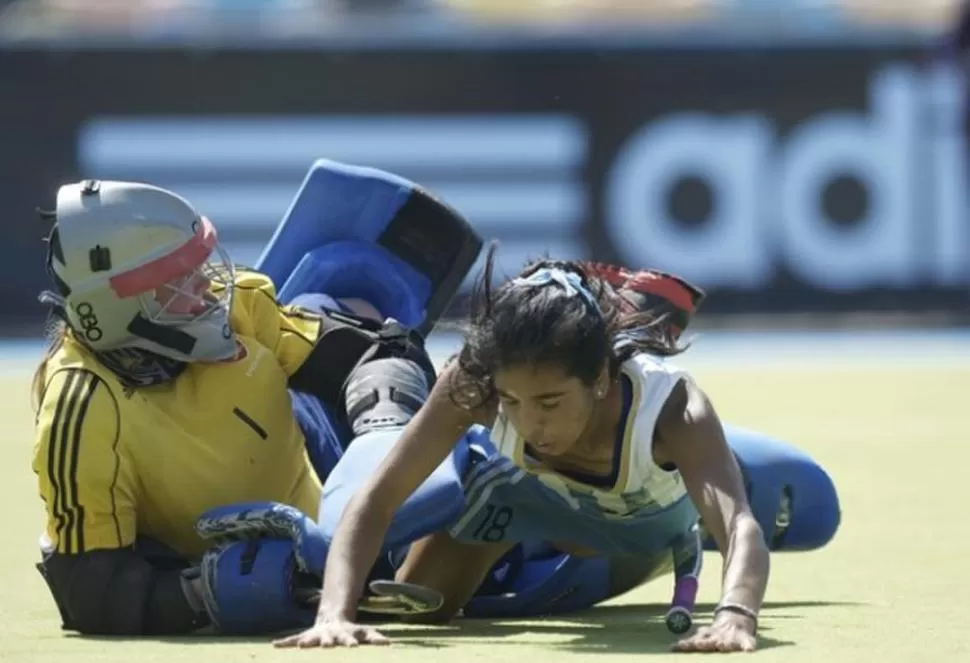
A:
[277, 245, 771, 654]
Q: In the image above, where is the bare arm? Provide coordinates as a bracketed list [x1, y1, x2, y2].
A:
[654, 378, 770, 628]
[316, 361, 491, 623]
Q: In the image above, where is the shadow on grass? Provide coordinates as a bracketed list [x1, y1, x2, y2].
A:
[70, 598, 858, 654]
[377, 598, 860, 654]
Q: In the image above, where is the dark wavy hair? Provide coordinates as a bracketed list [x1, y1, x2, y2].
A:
[449, 243, 688, 410]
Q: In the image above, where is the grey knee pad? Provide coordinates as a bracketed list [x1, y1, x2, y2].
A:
[344, 357, 431, 436]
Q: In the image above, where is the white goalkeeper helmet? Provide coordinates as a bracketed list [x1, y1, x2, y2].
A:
[43, 179, 238, 363]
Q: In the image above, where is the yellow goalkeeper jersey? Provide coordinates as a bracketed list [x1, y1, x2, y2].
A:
[32, 269, 325, 559]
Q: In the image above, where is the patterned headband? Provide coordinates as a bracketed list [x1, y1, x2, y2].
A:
[510, 267, 603, 320]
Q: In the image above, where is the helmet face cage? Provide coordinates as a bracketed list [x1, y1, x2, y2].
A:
[137, 241, 236, 329]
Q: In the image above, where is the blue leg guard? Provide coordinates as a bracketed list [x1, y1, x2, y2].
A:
[193, 538, 317, 635]
[711, 424, 842, 552]
[255, 159, 483, 334]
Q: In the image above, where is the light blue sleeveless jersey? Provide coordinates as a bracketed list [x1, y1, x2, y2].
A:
[449, 353, 700, 556]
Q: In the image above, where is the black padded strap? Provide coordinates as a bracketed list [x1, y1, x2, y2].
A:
[288, 309, 436, 411]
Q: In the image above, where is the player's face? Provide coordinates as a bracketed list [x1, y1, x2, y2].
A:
[154, 270, 215, 317]
[493, 361, 597, 456]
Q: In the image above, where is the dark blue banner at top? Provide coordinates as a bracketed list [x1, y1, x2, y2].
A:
[0, 43, 965, 328]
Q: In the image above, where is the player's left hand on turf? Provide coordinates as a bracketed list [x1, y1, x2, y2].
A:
[670, 610, 757, 653]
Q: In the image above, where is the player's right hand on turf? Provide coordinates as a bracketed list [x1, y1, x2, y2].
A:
[272, 619, 390, 649]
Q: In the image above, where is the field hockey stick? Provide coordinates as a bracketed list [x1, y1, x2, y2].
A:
[294, 578, 445, 616]
[664, 528, 703, 634]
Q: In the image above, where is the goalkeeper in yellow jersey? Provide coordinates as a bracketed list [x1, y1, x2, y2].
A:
[30, 171, 481, 635]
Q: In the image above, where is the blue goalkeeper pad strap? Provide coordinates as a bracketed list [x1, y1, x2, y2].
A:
[715, 424, 842, 552]
[256, 159, 483, 334]
[318, 426, 475, 553]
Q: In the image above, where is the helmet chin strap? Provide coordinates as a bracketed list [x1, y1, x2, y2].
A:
[126, 308, 238, 364]
[113, 311, 237, 384]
